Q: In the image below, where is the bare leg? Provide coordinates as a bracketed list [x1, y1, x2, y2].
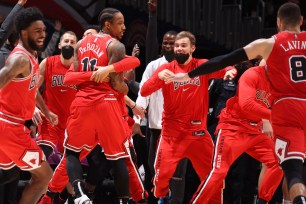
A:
[258, 164, 266, 189]
[282, 177, 292, 203]
[19, 161, 53, 204]
[290, 183, 306, 201]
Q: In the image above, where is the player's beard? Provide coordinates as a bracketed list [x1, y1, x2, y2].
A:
[28, 37, 44, 52]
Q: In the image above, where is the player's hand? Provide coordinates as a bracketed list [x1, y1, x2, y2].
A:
[32, 107, 43, 125]
[158, 69, 174, 81]
[223, 68, 237, 80]
[91, 65, 112, 83]
[132, 104, 146, 120]
[102, 75, 110, 82]
[166, 72, 190, 83]
[18, 0, 27, 6]
[124, 70, 135, 83]
[148, 0, 157, 12]
[132, 44, 140, 57]
[24, 120, 38, 138]
[262, 119, 273, 138]
[132, 123, 145, 137]
[45, 110, 58, 126]
[54, 20, 62, 32]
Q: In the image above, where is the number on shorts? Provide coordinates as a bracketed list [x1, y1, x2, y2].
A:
[81, 57, 97, 72]
[290, 55, 306, 82]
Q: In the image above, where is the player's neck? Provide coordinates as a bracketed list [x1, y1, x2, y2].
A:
[19, 41, 37, 58]
[60, 55, 73, 67]
[282, 26, 301, 33]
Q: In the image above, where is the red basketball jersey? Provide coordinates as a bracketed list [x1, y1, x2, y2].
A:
[141, 58, 229, 135]
[73, 34, 118, 107]
[217, 66, 272, 133]
[266, 31, 306, 100]
[0, 44, 39, 121]
[43, 55, 76, 125]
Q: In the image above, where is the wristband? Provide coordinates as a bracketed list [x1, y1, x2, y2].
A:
[131, 103, 137, 109]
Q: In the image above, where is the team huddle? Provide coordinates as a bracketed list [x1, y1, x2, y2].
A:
[0, 1, 305, 204]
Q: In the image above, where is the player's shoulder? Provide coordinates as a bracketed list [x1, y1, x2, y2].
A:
[196, 58, 208, 65]
[46, 54, 59, 62]
[147, 56, 167, 66]
[242, 65, 265, 80]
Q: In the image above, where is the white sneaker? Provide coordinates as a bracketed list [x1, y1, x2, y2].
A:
[74, 194, 92, 204]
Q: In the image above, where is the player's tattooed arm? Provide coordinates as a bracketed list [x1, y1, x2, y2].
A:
[108, 40, 128, 93]
[0, 53, 30, 89]
[108, 40, 126, 64]
[109, 72, 129, 94]
[90, 40, 123, 83]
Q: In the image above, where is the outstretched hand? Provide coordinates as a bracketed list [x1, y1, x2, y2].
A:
[158, 69, 174, 82]
[164, 72, 191, 84]
[223, 68, 237, 80]
[54, 20, 62, 32]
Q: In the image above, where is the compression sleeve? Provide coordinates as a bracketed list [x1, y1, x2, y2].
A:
[188, 48, 248, 78]
[113, 56, 140, 73]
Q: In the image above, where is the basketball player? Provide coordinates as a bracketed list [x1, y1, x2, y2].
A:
[0, 7, 57, 204]
[140, 31, 236, 203]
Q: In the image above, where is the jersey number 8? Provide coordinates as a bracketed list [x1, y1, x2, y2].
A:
[290, 55, 306, 82]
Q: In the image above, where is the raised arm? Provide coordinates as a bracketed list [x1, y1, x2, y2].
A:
[172, 38, 273, 82]
[0, 0, 26, 47]
[145, 0, 159, 65]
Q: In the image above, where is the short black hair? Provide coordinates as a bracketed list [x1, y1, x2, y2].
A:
[164, 30, 177, 36]
[84, 25, 100, 33]
[59, 31, 77, 42]
[277, 2, 301, 27]
[15, 7, 44, 34]
[98, 8, 121, 28]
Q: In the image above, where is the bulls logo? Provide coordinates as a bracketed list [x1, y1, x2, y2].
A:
[256, 90, 271, 108]
[21, 150, 40, 169]
[275, 138, 287, 162]
[51, 75, 77, 89]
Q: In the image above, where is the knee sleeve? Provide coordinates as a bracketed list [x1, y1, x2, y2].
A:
[66, 149, 82, 183]
[0, 166, 20, 185]
[39, 144, 53, 159]
[281, 159, 304, 189]
[86, 150, 111, 186]
[111, 158, 129, 197]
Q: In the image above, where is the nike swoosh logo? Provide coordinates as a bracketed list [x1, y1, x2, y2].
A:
[60, 89, 67, 92]
[183, 88, 189, 92]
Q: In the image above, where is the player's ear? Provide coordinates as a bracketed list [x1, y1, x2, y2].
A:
[105, 21, 111, 30]
[191, 45, 196, 53]
[21, 30, 27, 39]
[299, 16, 303, 26]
